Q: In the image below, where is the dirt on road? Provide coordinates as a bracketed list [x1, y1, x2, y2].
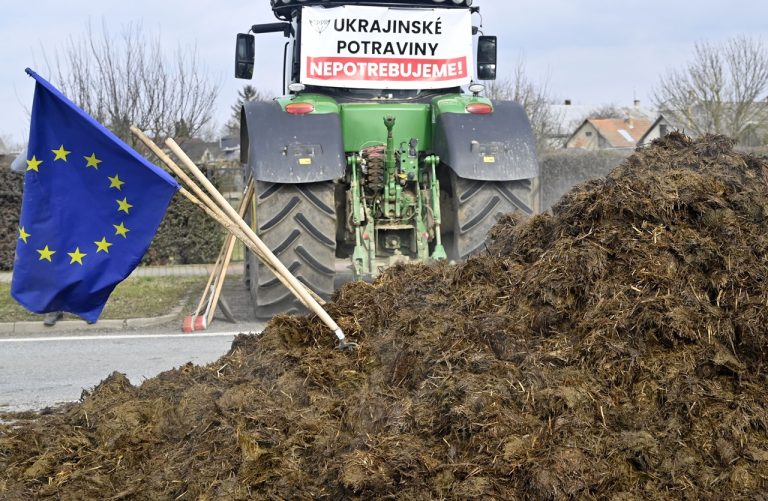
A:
[2, 133, 768, 499]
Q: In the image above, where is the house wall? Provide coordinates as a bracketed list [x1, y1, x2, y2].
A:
[639, 119, 672, 146]
[566, 123, 600, 150]
[739, 124, 768, 148]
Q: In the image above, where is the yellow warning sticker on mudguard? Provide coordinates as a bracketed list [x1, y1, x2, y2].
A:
[483, 156, 496, 163]
[299, 158, 312, 165]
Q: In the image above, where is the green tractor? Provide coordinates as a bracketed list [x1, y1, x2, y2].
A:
[235, 0, 538, 317]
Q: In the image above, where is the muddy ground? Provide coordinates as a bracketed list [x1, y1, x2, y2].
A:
[2, 133, 768, 499]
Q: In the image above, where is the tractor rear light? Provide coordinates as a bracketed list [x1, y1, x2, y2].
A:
[285, 103, 315, 115]
[465, 103, 493, 115]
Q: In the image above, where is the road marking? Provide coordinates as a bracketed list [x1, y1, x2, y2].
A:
[0, 331, 260, 343]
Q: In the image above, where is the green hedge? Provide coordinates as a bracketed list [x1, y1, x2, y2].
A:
[539, 149, 631, 211]
[0, 161, 24, 271]
[142, 190, 224, 265]
[540, 146, 768, 212]
[0, 157, 223, 270]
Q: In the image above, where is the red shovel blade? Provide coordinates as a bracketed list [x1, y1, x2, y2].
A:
[194, 315, 207, 331]
[182, 315, 195, 333]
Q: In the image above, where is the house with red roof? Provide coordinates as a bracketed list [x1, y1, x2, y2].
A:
[566, 117, 652, 150]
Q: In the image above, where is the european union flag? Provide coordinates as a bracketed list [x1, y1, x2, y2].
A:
[11, 69, 179, 322]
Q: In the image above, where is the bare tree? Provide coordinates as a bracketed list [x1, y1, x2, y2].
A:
[584, 104, 626, 120]
[653, 36, 768, 143]
[44, 21, 219, 146]
[485, 59, 561, 153]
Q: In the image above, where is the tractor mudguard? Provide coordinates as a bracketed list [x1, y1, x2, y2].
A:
[433, 100, 539, 181]
[240, 100, 345, 183]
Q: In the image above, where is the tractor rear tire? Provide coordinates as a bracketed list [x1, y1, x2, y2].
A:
[247, 181, 337, 318]
[447, 173, 535, 261]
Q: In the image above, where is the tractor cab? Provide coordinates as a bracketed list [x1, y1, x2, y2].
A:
[236, 0, 497, 94]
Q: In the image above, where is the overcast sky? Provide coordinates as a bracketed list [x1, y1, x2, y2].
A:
[1, 0, 766, 147]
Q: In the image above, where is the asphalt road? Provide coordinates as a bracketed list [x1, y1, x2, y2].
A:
[0, 262, 353, 413]
[0, 323, 265, 412]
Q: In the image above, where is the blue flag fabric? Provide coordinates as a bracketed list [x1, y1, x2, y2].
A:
[11, 69, 179, 322]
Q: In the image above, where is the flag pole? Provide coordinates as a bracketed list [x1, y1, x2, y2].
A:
[163, 138, 353, 350]
[129, 128, 324, 309]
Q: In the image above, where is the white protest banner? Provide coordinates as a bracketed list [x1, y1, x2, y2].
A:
[300, 5, 474, 90]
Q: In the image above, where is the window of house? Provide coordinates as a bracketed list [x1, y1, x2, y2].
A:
[585, 131, 593, 137]
[659, 125, 669, 136]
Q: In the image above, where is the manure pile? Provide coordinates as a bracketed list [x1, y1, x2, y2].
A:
[3, 133, 768, 499]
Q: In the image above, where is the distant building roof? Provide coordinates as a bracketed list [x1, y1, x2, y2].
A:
[179, 138, 223, 163]
[549, 103, 595, 132]
[548, 101, 657, 147]
[219, 136, 239, 151]
[566, 117, 653, 149]
[590, 117, 652, 148]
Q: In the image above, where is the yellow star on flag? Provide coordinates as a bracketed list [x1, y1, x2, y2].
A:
[18, 227, 31, 244]
[94, 237, 113, 253]
[37, 245, 55, 262]
[26, 155, 43, 172]
[116, 197, 133, 214]
[84, 153, 102, 169]
[114, 222, 130, 238]
[52, 145, 71, 161]
[68, 247, 87, 265]
[108, 174, 125, 190]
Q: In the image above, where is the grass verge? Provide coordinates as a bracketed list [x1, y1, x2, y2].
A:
[0, 276, 205, 323]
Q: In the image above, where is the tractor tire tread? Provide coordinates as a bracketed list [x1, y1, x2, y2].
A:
[248, 181, 336, 318]
[449, 174, 533, 261]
